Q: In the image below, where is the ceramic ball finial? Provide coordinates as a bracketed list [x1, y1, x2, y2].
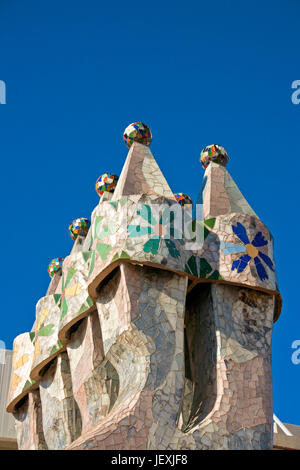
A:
[123, 122, 152, 148]
[200, 144, 228, 169]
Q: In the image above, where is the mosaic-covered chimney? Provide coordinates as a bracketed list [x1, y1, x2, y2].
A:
[7, 123, 281, 450]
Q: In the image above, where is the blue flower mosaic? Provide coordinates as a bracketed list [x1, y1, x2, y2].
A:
[229, 222, 274, 281]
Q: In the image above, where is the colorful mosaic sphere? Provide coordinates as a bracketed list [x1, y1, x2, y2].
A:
[95, 173, 119, 197]
[123, 122, 152, 148]
[69, 218, 91, 241]
[200, 144, 229, 169]
[48, 258, 64, 278]
[174, 193, 193, 206]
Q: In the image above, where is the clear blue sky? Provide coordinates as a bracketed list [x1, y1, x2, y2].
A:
[0, 0, 299, 425]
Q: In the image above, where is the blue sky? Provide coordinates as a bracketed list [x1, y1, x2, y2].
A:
[0, 0, 299, 425]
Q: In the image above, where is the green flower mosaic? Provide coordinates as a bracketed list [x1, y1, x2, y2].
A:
[55, 265, 94, 321]
[30, 302, 61, 362]
[88, 216, 116, 274]
[185, 255, 223, 280]
[127, 205, 184, 258]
